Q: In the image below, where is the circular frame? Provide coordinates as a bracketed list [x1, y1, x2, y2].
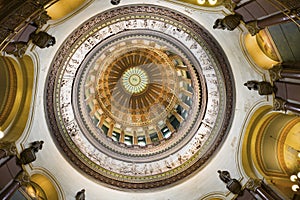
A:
[45, 4, 235, 189]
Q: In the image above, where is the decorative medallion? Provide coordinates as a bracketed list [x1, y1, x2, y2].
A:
[45, 5, 235, 189]
[122, 67, 148, 94]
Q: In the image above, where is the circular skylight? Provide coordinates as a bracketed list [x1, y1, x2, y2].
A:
[122, 67, 149, 94]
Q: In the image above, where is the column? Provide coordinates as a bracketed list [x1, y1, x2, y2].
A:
[0, 180, 21, 200]
[281, 69, 300, 79]
[133, 131, 138, 145]
[281, 62, 300, 68]
[269, 63, 300, 81]
[97, 115, 106, 128]
[285, 102, 300, 114]
[274, 98, 300, 115]
[0, 171, 30, 200]
[144, 129, 152, 145]
[107, 123, 114, 137]
[172, 110, 184, 123]
[246, 10, 300, 35]
[155, 126, 164, 140]
[246, 179, 283, 200]
[166, 120, 175, 133]
[280, 62, 300, 79]
[119, 130, 125, 143]
[178, 100, 190, 110]
[234, 0, 254, 10]
[255, 187, 276, 200]
[257, 12, 299, 29]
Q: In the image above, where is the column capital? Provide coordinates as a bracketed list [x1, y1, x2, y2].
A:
[221, 0, 237, 12]
[0, 142, 17, 157]
[245, 21, 261, 36]
[269, 65, 283, 82]
[246, 178, 262, 191]
[15, 171, 31, 186]
[273, 98, 287, 111]
[32, 10, 51, 28]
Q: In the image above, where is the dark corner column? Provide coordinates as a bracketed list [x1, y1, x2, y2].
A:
[281, 69, 300, 80]
[246, 179, 284, 200]
[246, 10, 300, 36]
[257, 12, 299, 29]
[273, 98, 300, 115]
[269, 63, 300, 81]
[0, 171, 30, 200]
[0, 180, 21, 200]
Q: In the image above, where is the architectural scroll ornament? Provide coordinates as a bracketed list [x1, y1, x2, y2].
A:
[4, 42, 28, 57]
[0, 142, 17, 158]
[246, 178, 283, 199]
[246, 178, 262, 191]
[245, 21, 261, 36]
[269, 64, 283, 82]
[15, 171, 31, 186]
[32, 11, 51, 28]
[220, 0, 237, 12]
[273, 98, 287, 111]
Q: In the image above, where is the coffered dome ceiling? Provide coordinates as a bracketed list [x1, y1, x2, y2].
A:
[45, 4, 234, 189]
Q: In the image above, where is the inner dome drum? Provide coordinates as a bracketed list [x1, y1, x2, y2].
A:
[45, 5, 234, 189]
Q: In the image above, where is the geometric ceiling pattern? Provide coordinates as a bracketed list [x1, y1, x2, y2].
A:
[45, 4, 235, 189]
